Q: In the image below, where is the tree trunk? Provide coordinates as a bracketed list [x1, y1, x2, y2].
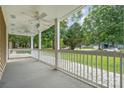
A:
[112, 42, 115, 48]
[80, 44, 82, 49]
[98, 43, 101, 50]
[70, 45, 75, 50]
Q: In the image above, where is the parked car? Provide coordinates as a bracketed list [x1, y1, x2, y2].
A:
[103, 48, 120, 52]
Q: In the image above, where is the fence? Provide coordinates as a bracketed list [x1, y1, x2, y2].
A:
[32, 49, 124, 88]
[8, 49, 31, 59]
[58, 50, 124, 88]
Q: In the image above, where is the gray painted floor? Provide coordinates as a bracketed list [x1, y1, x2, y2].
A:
[0, 58, 93, 88]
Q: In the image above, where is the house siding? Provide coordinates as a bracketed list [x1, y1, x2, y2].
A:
[0, 7, 6, 79]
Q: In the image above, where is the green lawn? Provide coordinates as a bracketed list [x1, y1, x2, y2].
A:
[120, 49, 124, 53]
[16, 51, 31, 54]
[61, 52, 124, 74]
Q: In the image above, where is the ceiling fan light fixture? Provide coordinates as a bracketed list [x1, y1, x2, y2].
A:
[36, 23, 40, 28]
[11, 24, 15, 26]
[10, 14, 16, 19]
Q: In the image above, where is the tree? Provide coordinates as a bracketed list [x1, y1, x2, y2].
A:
[9, 35, 18, 48]
[82, 5, 124, 49]
[9, 34, 30, 48]
[60, 20, 68, 48]
[41, 20, 68, 49]
[61, 10, 84, 50]
[70, 10, 83, 23]
[63, 22, 83, 50]
[42, 26, 55, 49]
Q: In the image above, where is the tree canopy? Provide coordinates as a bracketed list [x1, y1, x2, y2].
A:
[63, 22, 83, 50]
[9, 35, 30, 48]
[82, 5, 124, 49]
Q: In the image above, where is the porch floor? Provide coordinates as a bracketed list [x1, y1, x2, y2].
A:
[0, 58, 93, 88]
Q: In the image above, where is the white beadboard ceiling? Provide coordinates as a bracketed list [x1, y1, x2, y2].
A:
[2, 5, 83, 36]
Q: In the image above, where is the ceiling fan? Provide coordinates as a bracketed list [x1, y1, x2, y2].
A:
[22, 11, 47, 21]
[22, 11, 48, 29]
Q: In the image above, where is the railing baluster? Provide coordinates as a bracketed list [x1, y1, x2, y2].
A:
[101, 52, 103, 87]
[107, 56, 109, 87]
[62, 52, 64, 70]
[64, 52, 65, 70]
[65, 52, 67, 70]
[120, 54, 123, 88]
[67, 51, 69, 71]
[53, 50, 54, 65]
[83, 54, 85, 78]
[96, 54, 98, 83]
[66, 52, 68, 71]
[53, 50, 55, 65]
[68, 51, 70, 71]
[74, 53, 76, 74]
[87, 54, 89, 80]
[69, 52, 71, 72]
[67, 51, 68, 71]
[71, 52, 74, 74]
[91, 55, 93, 82]
[80, 53, 82, 77]
[64, 52, 66, 70]
[60, 51, 61, 68]
[68, 51, 70, 72]
[63, 51, 64, 70]
[77, 53, 79, 76]
[113, 53, 116, 88]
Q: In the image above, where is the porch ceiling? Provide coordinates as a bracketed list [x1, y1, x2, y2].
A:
[2, 5, 83, 36]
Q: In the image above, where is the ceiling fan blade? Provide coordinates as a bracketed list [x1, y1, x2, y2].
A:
[41, 19, 53, 23]
[21, 12, 34, 18]
[39, 12, 47, 19]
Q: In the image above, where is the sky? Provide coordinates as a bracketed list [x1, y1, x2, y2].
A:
[67, 5, 91, 27]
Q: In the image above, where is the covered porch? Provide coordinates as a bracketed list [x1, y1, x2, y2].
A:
[0, 5, 94, 88]
[0, 5, 123, 88]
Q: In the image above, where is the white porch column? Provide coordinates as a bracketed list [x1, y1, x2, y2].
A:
[31, 36, 34, 49]
[6, 29, 8, 61]
[39, 31, 42, 50]
[55, 18, 60, 69]
[38, 30, 42, 60]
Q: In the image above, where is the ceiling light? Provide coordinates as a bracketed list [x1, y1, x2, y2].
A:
[11, 24, 15, 26]
[10, 14, 16, 19]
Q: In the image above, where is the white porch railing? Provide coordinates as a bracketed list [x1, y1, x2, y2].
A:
[8, 48, 124, 88]
[31, 49, 55, 66]
[58, 50, 124, 88]
[32, 49, 124, 88]
[8, 49, 31, 59]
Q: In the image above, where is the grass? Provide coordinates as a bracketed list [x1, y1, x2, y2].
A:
[61, 53, 124, 74]
[16, 51, 31, 54]
[120, 49, 124, 53]
[75, 47, 96, 51]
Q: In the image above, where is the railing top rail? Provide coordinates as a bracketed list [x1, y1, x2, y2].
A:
[59, 49, 124, 57]
[9, 48, 31, 51]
